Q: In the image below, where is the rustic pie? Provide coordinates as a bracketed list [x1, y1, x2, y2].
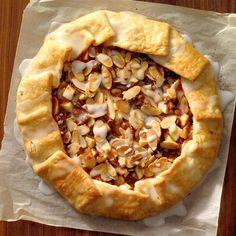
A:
[16, 11, 223, 220]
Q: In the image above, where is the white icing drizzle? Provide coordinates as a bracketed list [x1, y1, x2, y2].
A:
[55, 31, 87, 60]
[146, 134, 157, 143]
[14, 118, 24, 146]
[204, 55, 220, 77]
[38, 180, 55, 195]
[19, 58, 33, 76]
[181, 33, 193, 45]
[93, 125, 108, 138]
[71, 60, 86, 73]
[218, 90, 235, 111]
[143, 201, 187, 227]
[85, 103, 108, 118]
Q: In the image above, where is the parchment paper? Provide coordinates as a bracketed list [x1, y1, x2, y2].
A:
[0, 0, 236, 235]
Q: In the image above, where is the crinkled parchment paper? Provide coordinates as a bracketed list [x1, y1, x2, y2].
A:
[0, 0, 236, 235]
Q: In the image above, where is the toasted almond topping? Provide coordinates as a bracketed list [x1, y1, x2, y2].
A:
[123, 86, 141, 100]
[73, 72, 85, 82]
[62, 85, 75, 100]
[60, 101, 74, 112]
[88, 72, 102, 92]
[78, 125, 90, 135]
[116, 100, 130, 113]
[66, 118, 76, 132]
[160, 140, 179, 149]
[93, 120, 108, 141]
[71, 79, 86, 91]
[97, 53, 113, 67]
[88, 46, 97, 58]
[78, 134, 87, 148]
[90, 163, 106, 177]
[160, 115, 177, 129]
[129, 109, 145, 130]
[135, 166, 144, 179]
[87, 118, 95, 128]
[141, 105, 161, 116]
[168, 123, 182, 141]
[107, 95, 116, 120]
[106, 161, 117, 178]
[85, 136, 95, 148]
[112, 52, 125, 68]
[101, 65, 112, 89]
[83, 103, 107, 118]
[67, 143, 80, 156]
[71, 60, 86, 74]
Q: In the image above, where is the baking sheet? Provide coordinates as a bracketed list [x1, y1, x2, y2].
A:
[0, 0, 236, 235]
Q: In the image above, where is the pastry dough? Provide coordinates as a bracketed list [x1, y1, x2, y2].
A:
[16, 10, 223, 220]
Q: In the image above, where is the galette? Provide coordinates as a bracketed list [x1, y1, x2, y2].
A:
[16, 10, 223, 220]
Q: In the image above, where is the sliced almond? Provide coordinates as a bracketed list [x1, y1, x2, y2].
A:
[93, 120, 108, 141]
[147, 157, 171, 176]
[96, 53, 113, 67]
[160, 115, 177, 129]
[62, 85, 75, 100]
[88, 72, 102, 92]
[94, 90, 104, 104]
[141, 87, 155, 98]
[84, 60, 99, 76]
[112, 52, 125, 68]
[147, 66, 165, 87]
[78, 134, 87, 148]
[129, 109, 145, 130]
[123, 86, 141, 100]
[135, 166, 144, 179]
[88, 46, 97, 58]
[130, 58, 141, 69]
[125, 52, 132, 63]
[60, 101, 74, 112]
[87, 117, 95, 128]
[158, 101, 169, 114]
[168, 123, 182, 141]
[67, 143, 80, 157]
[90, 163, 106, 177]
[83, 103, 107, 118]
[73, 72, 85, 82]
[71, 79, 86, 91]
[66, 118, 76, 132]
[78, 124, 90, 135]
[141, 105, 161, 116]
[71, 60, 86, 74]
[85, 136, 95, 148]
[160, 140, 179, 149]
[101, 65, 112, 89]
[146, 129, 158, 151]
[116, 100, 130, 113]
[116, 67, 131, 80]
[106, 161, 117, 178]
[107, 94, 116, 120]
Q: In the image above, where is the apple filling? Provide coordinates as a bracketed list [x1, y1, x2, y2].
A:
[52, 46, 193, 189]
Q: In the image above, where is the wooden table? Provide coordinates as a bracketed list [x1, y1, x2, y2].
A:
[0, 0, 235, 235]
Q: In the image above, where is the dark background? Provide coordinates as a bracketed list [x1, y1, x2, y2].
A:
[0, 0, 235, 235]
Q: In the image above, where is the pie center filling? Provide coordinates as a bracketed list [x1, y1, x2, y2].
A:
[52, 46, 193, 190]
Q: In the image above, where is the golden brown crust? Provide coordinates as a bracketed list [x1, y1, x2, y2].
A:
[150, 28, 209, 81]
[16, 10, 223, 220]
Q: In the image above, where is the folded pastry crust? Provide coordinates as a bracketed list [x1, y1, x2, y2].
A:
[16, 10, 222, 220]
